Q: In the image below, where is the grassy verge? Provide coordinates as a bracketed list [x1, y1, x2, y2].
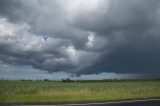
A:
[0, 80, 160, 104]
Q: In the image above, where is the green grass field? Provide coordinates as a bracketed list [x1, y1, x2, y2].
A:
[0, 80, 160, 104]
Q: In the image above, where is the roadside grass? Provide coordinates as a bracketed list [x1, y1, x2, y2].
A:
[0, 80, 160, 103]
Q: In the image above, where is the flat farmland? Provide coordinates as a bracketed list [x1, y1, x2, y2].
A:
[0, 80, 160, 104]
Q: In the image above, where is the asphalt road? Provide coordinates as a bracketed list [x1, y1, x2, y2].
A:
[2, 99, 160, 106]
[62, 99, 160, 106]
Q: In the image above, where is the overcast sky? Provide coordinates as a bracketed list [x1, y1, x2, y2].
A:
[0, 0, 160, 80]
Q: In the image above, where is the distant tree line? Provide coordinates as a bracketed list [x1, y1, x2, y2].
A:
[1, 78, 160, 82]
[61, 78, 160, 83]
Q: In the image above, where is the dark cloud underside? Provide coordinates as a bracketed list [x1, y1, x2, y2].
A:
[0, 0, 160, 75]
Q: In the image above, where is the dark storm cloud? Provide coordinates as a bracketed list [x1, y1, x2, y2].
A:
[0, 0, 160, 75]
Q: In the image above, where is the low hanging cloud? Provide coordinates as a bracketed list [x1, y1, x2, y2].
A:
[0, 0, 160, 75]
[0, 18, 100, 74]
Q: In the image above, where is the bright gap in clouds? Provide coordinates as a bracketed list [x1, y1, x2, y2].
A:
[69, 0, 100, 12]
[66, 46, 79, 64]
[87, 32, 95, 47]
[67, 0, 110, 17]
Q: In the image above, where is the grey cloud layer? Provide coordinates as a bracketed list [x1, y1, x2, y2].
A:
[0, 0, 160, 74]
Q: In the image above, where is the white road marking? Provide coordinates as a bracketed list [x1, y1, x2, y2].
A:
[16, 98, 160, 106]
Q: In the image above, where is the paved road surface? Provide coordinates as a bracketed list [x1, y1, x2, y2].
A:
[62, 99, 160, 106]
[2, 99, 160, 106]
